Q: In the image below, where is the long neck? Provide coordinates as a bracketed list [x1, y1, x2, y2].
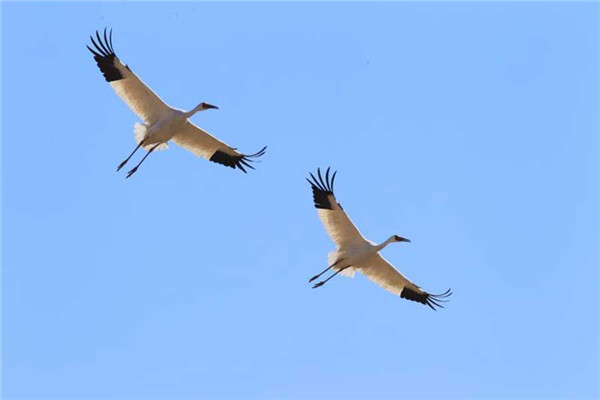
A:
[374, 236, 396, 252]
[184, 103, 205, 118]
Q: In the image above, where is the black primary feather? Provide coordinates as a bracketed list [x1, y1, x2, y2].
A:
[400, 287, 452, 311]
[307, 167, 342, 210]
[87, 28, 124, 82]
[209, 146, 267, 173]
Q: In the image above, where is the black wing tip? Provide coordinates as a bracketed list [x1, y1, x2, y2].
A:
[243, 145, 267, 159]
[401, 287, 452, 311]
[307, 167, 339, 210]
[307, 167, 337, 193]
[87, 27, 116, 58]
[87, 27, 124, 82]
[237, 145, 266, 172]
[209, 146, 267, 173]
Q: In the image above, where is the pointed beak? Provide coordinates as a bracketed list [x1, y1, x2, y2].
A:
[204, 103, 219, 110]
[399, 237, 411, 243]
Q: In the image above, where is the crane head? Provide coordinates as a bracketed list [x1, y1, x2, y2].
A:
[201, 102, 219, 110]
[394, 235, 411, 243]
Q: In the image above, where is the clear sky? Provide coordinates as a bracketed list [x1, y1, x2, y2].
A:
[2, 2, 598, 399]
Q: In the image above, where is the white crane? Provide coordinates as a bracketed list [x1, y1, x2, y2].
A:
[307, 168, 452, 310]
[87, 29, 266, 178]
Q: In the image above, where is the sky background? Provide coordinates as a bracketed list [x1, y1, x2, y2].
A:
[2, 2, 599, 399]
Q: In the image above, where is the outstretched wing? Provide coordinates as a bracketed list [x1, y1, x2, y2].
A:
[87, 28, 170, 124]
[307, 167, 367, 247]
[172, 121, 267, 173]
[361, 254, 452, 310]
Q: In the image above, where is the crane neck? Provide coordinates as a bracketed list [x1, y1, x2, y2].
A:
[184, 103, 206, 118]
[374, 236, 396, 252]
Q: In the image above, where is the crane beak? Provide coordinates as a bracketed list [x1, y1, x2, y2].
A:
[203, 103, 219, 110]
[398, 237, 411, 243]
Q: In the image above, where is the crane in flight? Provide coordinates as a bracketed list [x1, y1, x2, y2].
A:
[87, 28, 266, 178]
[307, 167, 452, 310]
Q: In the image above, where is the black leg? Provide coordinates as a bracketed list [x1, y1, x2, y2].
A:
[117, 140, 145, 172]
[308, 259, 342, 283]
[312, 266, 351, 289]
[126, 143, 161, 179]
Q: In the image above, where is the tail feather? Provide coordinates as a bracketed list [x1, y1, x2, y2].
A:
[337, 266, 355, 278]
[134, 123, 168, 151]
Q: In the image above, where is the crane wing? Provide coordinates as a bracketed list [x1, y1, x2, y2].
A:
[172, 121, 267, 173]
[361, 254, 452, 310]
[307, 168, 367, 247]
[87, 29, 170, 124]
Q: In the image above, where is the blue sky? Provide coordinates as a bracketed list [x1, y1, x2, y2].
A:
[2, 2, 598, 399]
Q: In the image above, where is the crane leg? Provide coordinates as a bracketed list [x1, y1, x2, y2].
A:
[117, 140, 145, 172]
[312, 266, 351, 289]
[308, 259, 342, 283]
[126, 143, 161, 179]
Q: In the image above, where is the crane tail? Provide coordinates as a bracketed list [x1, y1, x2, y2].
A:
[133, 123, 168, 151]
[337, 266, 355, 278]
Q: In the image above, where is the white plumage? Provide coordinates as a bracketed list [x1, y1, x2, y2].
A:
[134, 123, 168, 151]
[87, 28, 266, 178]
[307, 168, 452, 310]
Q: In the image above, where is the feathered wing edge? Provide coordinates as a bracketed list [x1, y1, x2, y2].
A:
[209, 146, 267, 173]
[87, 28, 116, 58]
[306, 167, 339, 210]
[400, 287, 453, 311]
[238, 146, 268, 172]
[86, 28, 124, 82]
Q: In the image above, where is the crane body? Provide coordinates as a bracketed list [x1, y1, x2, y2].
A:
[307, 167, 452, 310]
[87, 28, 266, 178]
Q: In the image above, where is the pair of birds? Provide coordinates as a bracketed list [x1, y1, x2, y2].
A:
[88, 29, 452, 310]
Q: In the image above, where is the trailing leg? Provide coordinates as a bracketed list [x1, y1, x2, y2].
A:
[312, 266, 352, 289]
[117, 140, 145, 172]
[126, 143, 161, 179]
[308, 259, 342, 283]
